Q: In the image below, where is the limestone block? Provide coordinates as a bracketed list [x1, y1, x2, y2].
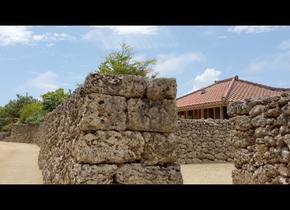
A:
[251, 113, 267, 127]
[141, 132, 177, 165]
[83, 72, 147, 98]
[234, 148, 252, 168]
[78, 164, 118, 184]
[74, 130, 145, 164]
[249, 105, 265, 117]
[114, 163, 183, 184]
[127, 98, 177, 132]
[231, 115, 252, 131]
[145, 78, 177, 100]
[78, 93, 127, 131]
[266, 107, 281, 117]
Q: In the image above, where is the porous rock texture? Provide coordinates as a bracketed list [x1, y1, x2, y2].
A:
[174, 119, 233, 164]
[228, 92, 290, 184]
[38, 72, 182, 184]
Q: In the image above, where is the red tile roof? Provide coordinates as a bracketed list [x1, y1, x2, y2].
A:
[176, 76, 290, 109]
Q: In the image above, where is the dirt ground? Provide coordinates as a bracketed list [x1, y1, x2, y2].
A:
[0, 141, 234, 184]
[180, 162, 234, 184]
[0, 141, 43, 184]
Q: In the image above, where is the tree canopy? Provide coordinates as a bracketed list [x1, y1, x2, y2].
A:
[0, 88, 71, 132]
[96, 41, 159, 79]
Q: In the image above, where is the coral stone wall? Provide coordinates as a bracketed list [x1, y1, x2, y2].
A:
[228, 92, 290, 184]
[175, 119, 234, 164]
[10, 124, 39, 144]
[0, 132, 10, 142]
[37, 73, 183, 184]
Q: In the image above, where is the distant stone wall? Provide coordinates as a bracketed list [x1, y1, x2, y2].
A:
[37, 73, 183, 184]
[0, 132, 10, 142]
[10, 124, 38, 144]
[175, 119, 234, 164]
[228, 92, 290, 184]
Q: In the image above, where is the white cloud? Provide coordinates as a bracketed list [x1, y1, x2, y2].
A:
[18, 71, 60, 92]
[243, 50, 290, 73]
[155, 52, 205, 76]
[0, 26, 76, 46]
[82, 26, 178, 49]
[277, 39, 290, 50]
[191, 68, 222, 91]
[0, 26, 33, 46]
[227, 26, 280, 35]
[90, 26, 159, 35]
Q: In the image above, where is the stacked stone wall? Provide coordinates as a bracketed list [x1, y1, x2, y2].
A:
[175, 119, 233, 164]
[37, 73, 183, 184]
[0, 132, 11, 142]
[228, 92, 290, 184]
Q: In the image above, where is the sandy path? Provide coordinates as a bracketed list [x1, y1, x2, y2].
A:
[0, 142, 43, 184]
[180, 162, 234, 184]
[0, 141, 234, 184]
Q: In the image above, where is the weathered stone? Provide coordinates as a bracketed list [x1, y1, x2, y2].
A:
[127, 98, 177, 132]
[266, 107, 281, 117]
[78, 164, 118, 184]
[251, 113, 267, 127]
[115, 163, 183, 184]
[254, 127, 270, 138]
[141, 132, 177, 165]
[146, 78, 177, 100]
[249, 105, 265, 117]
[284, 134, 290, 150]
[278, 163, 289, 177]
[175, 119, 233, 163]
[234, 148, 252, 168]
[13, 72, 183, 184]
[263, 164, 279, 178]
[78, 93, 127, 131]
[282, 103, 290, 116]
[232, 115, 252, 131]
[231, 129, 255, 148]
[74, 130, 145, 164]
[83, 72, 147, 98]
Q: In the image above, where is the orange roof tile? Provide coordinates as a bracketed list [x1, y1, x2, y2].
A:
[176, 76, 290, 109]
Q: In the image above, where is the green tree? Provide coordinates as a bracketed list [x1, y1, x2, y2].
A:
[41, 88, 71, 112]
[97, 41, 159, 79]
[0, 93, 40, 132]
[19, 103, 48, 125]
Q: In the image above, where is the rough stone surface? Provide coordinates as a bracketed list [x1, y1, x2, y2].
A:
[82, 72, 147, 98]
[30, 72, 182, 184]
[145, 78, 177, 100]
[0, 132, 11, 142]
[115, 163, 183, 184]
[174, 119, 234, 164]
[141, 132, 177, 165]
[127, 98, 177, 132]
[74, 130, 145, 164]
[78, 93, 127, 131]
[228, 92, 290, 184]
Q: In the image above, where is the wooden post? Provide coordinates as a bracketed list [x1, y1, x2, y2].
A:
[220, 105, 224, 119]
[214, 107, 216, 119]
[201, 108, 204, 118]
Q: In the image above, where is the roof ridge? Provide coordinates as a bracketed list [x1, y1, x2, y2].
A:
[214, 76, 235, 84]
[238, 78, 290, 91]
[222, 76, 236, 101]
[176, 76, 235, 100]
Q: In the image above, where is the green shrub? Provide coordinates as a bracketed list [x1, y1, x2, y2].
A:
[41, 88, 71, 112]
[19, 103, 48, 125]
[97, 41, 159, 79]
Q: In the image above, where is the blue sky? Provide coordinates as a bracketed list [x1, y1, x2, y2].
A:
[1, 25, 290, 106]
